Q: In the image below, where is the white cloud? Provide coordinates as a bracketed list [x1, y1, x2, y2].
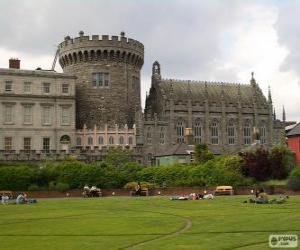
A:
[0, 0, 298, 122]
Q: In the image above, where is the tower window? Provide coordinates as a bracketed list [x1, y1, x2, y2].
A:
[92, 73, 110, 88]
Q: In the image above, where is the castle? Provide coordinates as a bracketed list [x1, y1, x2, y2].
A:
[0, 32, 285, 165]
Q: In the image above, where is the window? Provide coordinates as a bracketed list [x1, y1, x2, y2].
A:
[109, 136, 114, 144]
[211, 122, 219, 145]
[24, 137, 31, 152]
[23, 105, 33, 124]
[128, 136, 133, 145]
[159, 127, 165, 144]
[76, 137, 82, 146]
[227, 122, 235, 145]
[43, 138, 50, 153]
[88, 137, 93, 145]
[4, 105, 13, 123]
[260, 125, 267, 144]
[42, 106, 51, 125]
[4, 137, 12, 151]
[62, 84, 69, 94]
[176, 120, 185, 143]
[194, 120, 202, 144]
[147, 153, 153, 162]
[92, 73, 110, 88]
[243, 122, 251, 145]
[42, 83, 50, 94]
[5, 81, 12, 92]
[24, 82, 31, 93]
[146, 127, 152, 144]
[98, 136, 104, 145]
[61, 107, 70, 125]
[119, 136, 124, 145]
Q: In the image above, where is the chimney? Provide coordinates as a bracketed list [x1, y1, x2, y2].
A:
[9, 58, 20, 69]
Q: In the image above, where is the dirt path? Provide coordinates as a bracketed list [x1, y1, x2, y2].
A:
[121, 217, 192, 250]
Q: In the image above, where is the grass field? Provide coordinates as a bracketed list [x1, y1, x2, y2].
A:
[0, 196, 299, 250]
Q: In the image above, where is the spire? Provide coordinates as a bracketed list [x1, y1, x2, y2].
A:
[250, 71, 256, 86]
[221, 83, 225, 101]
[268, 86, 272, 103]
[273, 108, 276, 120]
[282, 106, 286, 122]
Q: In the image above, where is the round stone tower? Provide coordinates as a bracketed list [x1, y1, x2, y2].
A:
[58, 31, 144, 129]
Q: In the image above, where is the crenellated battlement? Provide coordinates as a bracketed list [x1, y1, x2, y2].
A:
[58, 31, 144, 69]
[59, 31, 144, 54]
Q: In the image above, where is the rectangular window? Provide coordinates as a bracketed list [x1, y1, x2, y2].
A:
[146, 127, 152, 144]
[62, 84, 69, 94]
[24, 137, 31, 152]
[260, 126, 266, 144]
[4, 137, 12, 151]
[61, 107, 70, 125]
[43, 138, 50, 153]
[5, 81, 12, 92]
[92, 73, 110, 88]
[42, 106, 51, 125]
[4, 105, 13, 123]
[42, 83, 50, 94]
[24, 82, 31, 93]
[23, 105, 33, 124]
[211, 123, 219, 145]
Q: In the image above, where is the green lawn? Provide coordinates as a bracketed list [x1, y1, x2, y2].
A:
[0, 196, 299, 250]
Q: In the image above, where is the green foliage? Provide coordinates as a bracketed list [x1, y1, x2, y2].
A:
[55, 182, 70, 192]
[27, 184, 40, 191]
[194, 144, 214, 164]
[104, 147, 134, 168]
[287, 167, 300, 191]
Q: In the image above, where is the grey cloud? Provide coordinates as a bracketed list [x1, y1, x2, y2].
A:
[276, 1, 300, 76]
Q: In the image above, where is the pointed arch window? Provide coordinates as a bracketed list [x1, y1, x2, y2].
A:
[146, 127, 152, 144]
[194, 119, 202, 144]
[98, 136, 104, 145]
[109, 136, 114, 145]
[119, 136, 124, 145]
[243, 121, 251, 145]
[227, 120, 235, 145]
[88, 137, 93, 146]
[211, 121, 219, 145]
[176, 119, 185, 143]
[260, 124, 267, 144]
[159, 127, 165, 144]
[128, 136, 133, 145]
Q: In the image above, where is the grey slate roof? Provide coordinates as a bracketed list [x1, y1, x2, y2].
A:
[159, 79, 267, 105]
[156, 143, 194, 157]
[287, 123, 300, 136]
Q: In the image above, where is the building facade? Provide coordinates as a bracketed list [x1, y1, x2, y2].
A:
[0, 60, 76, 157]
[0, 32, 286, 164]
[142, 61, 285, 165]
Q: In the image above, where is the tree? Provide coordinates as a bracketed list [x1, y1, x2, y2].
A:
[194, 144, 214, 164]
[104, 147, 135, 168]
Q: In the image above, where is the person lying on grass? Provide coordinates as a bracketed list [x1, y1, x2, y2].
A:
[244, 188, 289, 204]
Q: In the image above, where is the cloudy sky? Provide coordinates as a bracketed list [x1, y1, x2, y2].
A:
[0, 0, 299, 122]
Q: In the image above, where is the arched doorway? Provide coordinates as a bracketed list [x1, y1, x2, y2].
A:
[60, 135, 71, 152]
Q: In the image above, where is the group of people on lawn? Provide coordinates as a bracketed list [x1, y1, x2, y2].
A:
[1, 192, 37, 205]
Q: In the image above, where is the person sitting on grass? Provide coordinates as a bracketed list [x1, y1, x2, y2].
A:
[256, 189, 269, 204]
[1, 194, 9, 205]
[16, 193, 25, 204]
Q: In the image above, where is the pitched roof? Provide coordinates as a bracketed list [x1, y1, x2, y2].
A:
[156, 143, 194, 157]
[158, 79, 267, 106]
[287, 123, 300, 136]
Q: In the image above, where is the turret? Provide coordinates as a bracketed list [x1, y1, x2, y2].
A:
[58, 31, 144, 129]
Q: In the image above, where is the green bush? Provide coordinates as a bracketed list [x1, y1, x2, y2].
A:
[27, 184, 40, 191]
[287, 167, 300, 191]
[55, 182, 70, 192]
